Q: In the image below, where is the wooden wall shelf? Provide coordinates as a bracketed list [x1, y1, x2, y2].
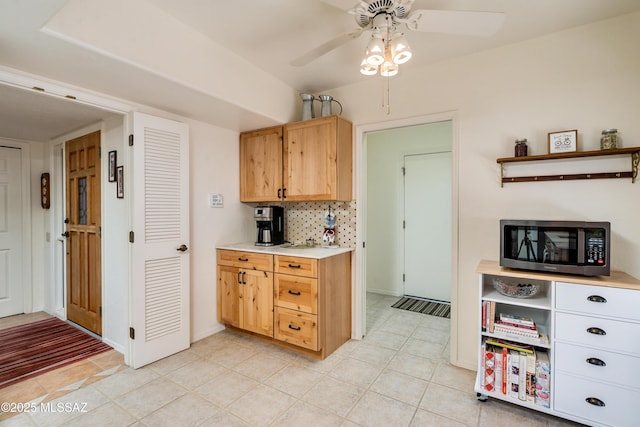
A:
[496, 147, 640, 186]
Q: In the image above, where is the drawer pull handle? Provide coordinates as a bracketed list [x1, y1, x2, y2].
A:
[288, 324, 301, 331]
[586, 357, 606, 367]
[587, 327, 606, 336]
[587, 295, 607, 303]
[585, 397, 606, 407]
[238, 257, 249, 262]
[288, 290, 301, 296]
[288, 264, 301, 269]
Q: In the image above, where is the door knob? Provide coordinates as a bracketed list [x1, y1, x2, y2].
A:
[176, 244, 188, 252]
[61, 231, 69, 238]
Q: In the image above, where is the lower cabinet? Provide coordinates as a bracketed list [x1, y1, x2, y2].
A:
[476, 260, 640, 427]
[217, 252, 273, 337]
[217, 248, 351, 359]
[553, 281, 640, 427]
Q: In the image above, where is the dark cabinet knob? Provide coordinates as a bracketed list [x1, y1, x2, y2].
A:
[587, 295, 607, 303]
[586, 327, 606, 336]
[586, 357, 606, 367]
[585, 397, 605, 407]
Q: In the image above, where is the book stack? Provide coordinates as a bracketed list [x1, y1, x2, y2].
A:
[493, 313, 539, 340]
[481, 301, 496, 332]
[480, 338, 550, 407]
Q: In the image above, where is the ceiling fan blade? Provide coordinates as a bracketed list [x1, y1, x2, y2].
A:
[290, 29, 364, 67]
[407, 10, 505, 37]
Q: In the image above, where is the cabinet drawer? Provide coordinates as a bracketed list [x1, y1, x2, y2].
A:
[555, 342, 640, 389]
[217, 250, 273, 271]
[275, 274, 317, 314]
[556, 282, 640, 322]
[555, 373, 640, 427]
[274, 255, 317, 277]
[275, 307, 318, 351]
[555, 312, 640, 355]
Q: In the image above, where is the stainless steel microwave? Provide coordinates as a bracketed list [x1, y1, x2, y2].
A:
[500, 220, 610, 276]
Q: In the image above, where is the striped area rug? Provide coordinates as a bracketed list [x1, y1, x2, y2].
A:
[391, 297, 451, 318]
[0, 317, 111, 389]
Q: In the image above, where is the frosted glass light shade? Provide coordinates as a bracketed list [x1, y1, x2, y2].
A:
[364, 34, 385, 66]
[360, 59, 378, 75]
[390, 34, 412, 64]
[380, 60, 398, 77]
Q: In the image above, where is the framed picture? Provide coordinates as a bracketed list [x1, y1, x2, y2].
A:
[116, 166, 124, 198]
[548, 130, 578, 154]
[108, 151, 117, 182]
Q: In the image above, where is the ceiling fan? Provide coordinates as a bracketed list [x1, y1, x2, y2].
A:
[291, 0, 505, 70]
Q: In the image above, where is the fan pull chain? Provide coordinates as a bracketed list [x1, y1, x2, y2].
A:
[382, 73, 391, 115]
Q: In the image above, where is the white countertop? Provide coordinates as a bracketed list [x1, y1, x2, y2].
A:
[217, 242, 353, 259]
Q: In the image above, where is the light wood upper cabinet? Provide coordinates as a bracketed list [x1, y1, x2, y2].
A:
[239, 115, 353, 202]
[239, 125, 283, 202]
[284, 115, 352, 201]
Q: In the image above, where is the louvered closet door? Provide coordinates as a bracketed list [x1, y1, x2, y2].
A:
[130, 112, 190, 368]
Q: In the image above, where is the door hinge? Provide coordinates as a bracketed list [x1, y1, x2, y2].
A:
[129, 134, 134, 146]
[402, 166, 406, 176]
[98, 146, 101, 158]
[403, 220, 406, 229]
[99, 226, 102, 238]
[403, 274, 406, 282]
[129, 231, 134, 243]
[362, 241, 366, 248]
[129, 327, 135, 340]
[99, 306, 102, 317]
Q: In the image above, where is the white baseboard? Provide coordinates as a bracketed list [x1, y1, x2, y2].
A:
[366, 288, 402, 297]
[191, 323, 225, 343]
[102, 338, 126, 355]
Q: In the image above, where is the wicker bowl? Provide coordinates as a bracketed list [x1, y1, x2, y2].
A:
[493, 278, 540, 299]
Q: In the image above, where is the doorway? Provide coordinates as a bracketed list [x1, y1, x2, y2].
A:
[361, 118, 455, 339]
[0, 146, 24, 317]
[403, 151, 452, 301]
[64, 131, 102, 335]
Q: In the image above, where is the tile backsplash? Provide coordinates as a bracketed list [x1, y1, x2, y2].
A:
[252, 201, 357, 248]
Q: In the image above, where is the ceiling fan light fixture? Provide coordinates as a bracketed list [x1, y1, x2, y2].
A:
[360, 59, 378, 75]
[364, 33, 385, 65]
[390, 33, 412, 64]
[380, 51, 398, 77]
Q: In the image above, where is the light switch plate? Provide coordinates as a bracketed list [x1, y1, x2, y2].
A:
[208, 193, 223, 208]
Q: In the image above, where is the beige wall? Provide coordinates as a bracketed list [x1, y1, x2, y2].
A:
[332, 12, 640, 369]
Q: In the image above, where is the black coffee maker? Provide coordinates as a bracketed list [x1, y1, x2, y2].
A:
[254, 206, 284, 246]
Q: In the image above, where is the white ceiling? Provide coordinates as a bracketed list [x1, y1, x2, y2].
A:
[1, 0, 640, 141]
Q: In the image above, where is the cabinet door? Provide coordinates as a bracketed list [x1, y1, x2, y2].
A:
[240, 126, 283, 202]
[241, 269, 274, 337]
[284, 116, 352, 201]
[217, 265, 240, 328]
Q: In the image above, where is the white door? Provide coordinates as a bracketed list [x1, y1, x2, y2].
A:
[130, 112, 190, 368]
[0, 146, 23, 317]
[403, 152, 452, 301]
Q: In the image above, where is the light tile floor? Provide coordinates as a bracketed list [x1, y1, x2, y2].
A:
[0, 294, 586, 426]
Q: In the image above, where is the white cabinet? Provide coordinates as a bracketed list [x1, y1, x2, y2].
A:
[476, 261, 640, 427]
[554, 282, 640, 427]
[475, 271, 553, 412]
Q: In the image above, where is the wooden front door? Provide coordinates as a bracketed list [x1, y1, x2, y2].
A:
[65, 131, 102, 335]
